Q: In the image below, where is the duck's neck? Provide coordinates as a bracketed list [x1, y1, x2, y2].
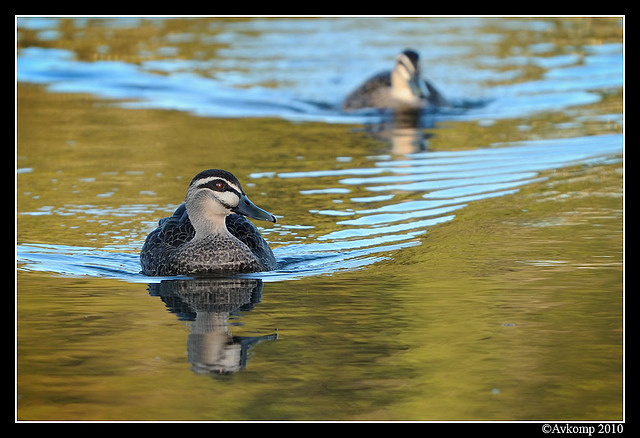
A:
[391, 74, 423, 105]
[186, 195, 232, 241]
[391, 74, 412, 99]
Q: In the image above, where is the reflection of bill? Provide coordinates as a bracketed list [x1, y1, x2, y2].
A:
[148, 277, 277, 376]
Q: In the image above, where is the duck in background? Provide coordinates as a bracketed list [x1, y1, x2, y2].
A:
[341, 49, 449, 111]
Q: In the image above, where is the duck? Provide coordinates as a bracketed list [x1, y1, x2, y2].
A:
[341, 49, 449, 111]
[140, 169, 277, 276]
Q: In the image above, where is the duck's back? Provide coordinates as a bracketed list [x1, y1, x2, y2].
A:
[154, 203, 194, 248]
[341, 72, 392, 110]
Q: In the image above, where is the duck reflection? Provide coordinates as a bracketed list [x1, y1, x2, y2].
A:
[357, 99, 486, 154]
[148, 277, 277, 376]
[368, 109, 433, 153]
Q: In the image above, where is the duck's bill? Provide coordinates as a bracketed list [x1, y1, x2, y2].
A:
[233, 195, 277, 223]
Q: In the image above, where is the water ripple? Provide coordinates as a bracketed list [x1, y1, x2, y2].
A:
[279, 134, 622, 245]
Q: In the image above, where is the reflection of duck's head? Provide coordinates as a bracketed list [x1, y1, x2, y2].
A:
[390, 50, 429, 103]
[186, 169, 276, 239]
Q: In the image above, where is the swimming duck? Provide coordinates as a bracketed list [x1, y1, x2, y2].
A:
[140, 169, 277, 276]
[341, 49, 449, 111]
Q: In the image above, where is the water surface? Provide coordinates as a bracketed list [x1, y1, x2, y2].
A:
[16, 16, 623, 422]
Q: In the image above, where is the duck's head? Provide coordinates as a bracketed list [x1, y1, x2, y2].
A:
[391, 49, 429, 102]
[185, 169, 276, 237]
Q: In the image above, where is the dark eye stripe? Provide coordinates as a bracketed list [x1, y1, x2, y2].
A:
[200, 179, 242, 197]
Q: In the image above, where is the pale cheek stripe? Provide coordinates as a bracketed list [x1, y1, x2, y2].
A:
[215, 191, 240, 209]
